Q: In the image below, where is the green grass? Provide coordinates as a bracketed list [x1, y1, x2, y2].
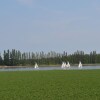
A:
[0, 70, 100, 100]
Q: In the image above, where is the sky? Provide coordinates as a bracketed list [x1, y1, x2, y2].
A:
[0, 0, 100, 54]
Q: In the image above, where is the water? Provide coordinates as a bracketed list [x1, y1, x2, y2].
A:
[0, 66, 100, 71]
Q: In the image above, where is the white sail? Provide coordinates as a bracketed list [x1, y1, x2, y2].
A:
[61, 62, 70, 69]
[66, 62, 70, 68]
[78, 61, 82, 68]
[61, 62, 67, 69]
[34, 63, 39, 69]
[61, 62, 65, 68]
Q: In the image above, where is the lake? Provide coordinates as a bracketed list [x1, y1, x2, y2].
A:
[0, 66, 100, 71]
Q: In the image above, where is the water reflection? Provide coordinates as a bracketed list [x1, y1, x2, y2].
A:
[0, 66, 100, 71]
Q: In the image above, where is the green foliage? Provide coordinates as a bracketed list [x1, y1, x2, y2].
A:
[0, 70, 100, 100]
[0, 53, 3, 65]
[0, 49, 100, 66]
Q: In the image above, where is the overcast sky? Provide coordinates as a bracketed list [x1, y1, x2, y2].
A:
[0, 0, 100, 54]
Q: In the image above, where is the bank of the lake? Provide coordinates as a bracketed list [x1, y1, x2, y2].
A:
[0, 63, 100, 69]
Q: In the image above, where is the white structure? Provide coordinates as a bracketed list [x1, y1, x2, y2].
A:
[78, 61, 82, 68]
[61, 62, 66, 69]
[66, 62, 70, 68]
[61, 61, 70, 69]
[34, 63, 39, 69]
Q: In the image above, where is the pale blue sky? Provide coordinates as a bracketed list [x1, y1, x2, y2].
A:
[0, 0, 100, 53]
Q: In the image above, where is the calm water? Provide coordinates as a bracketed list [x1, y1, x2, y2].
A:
[0, 66, 100, 71]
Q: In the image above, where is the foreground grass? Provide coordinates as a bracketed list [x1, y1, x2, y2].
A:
[0, 70, 100, 100]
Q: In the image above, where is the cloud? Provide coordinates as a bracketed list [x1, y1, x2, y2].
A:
[17, 0, 33, 5]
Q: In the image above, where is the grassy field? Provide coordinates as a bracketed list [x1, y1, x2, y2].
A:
[0, 70, 100, 100]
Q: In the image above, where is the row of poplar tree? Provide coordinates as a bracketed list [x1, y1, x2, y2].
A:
[0, 49, 99, 66]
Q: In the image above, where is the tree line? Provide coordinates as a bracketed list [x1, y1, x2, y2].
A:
[0, 49, 99, 66]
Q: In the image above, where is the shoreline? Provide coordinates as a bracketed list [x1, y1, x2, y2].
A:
[0, 64, 100, 69]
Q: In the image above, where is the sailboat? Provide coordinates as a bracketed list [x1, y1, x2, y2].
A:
[34, 63, 39, 69]
[61, 62, 66, 69]
[61, 61, 70, 69]
[78, 61, 82, 68]
[66, 61, 70, 68]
